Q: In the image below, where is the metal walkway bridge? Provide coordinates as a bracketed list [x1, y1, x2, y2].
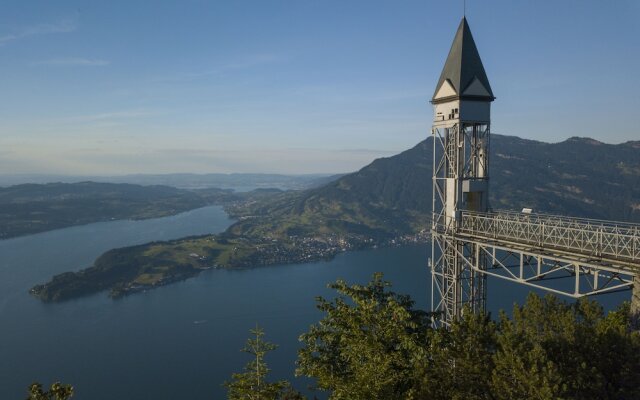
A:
[449, 210, 640, 298]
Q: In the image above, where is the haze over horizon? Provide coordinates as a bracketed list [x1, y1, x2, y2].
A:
[1, 0, 638, 175]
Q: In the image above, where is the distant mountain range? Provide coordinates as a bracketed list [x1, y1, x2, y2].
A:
[0, 173, 340, 191]
[229, 135, 640, 238]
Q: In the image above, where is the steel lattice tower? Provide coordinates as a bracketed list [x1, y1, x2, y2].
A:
[428, 18, 640, 328]
[430, 17, 495, 326]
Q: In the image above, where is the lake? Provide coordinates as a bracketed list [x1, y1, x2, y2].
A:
[0, 206, 630, 399]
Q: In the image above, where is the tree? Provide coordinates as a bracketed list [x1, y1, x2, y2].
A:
[416, 310, 496, 400]
[225, 326, 291, 400]
[26, 382, 73, 400]
[491, 293, 640, 400]
[296, 272, 431, 400]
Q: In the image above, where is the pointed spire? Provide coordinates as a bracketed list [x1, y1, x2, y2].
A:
[432, 17, 494, 103]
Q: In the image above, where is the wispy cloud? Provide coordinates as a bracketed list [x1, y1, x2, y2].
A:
[33, 57, 109, 67]
[0, 18, 77, 46]
[211, 53, 280, 73]
[153, 53, 282, 82]
[60, 109, 157, 123]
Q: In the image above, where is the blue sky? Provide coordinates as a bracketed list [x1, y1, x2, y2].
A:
[1, 0, 638, 175]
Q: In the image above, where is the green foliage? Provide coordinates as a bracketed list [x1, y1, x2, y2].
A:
[296, 274, 640, 400]
[225, 326, 291, 400]
[296, 272, 431, 400]
[491, 294, 640, 400]
[417, 311, 496, 400]
[26, 382, 73, 400]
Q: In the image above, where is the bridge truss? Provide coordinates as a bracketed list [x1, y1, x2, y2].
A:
[431, 209, 640, 326]
[457, 210, 640, 298]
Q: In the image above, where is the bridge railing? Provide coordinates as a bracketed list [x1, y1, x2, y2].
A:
[459, 210, 640, 266]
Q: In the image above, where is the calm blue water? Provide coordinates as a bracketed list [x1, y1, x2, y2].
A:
[0, 206, 630, 399]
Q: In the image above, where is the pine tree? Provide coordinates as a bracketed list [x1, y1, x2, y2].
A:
[225, 326, 290, 400]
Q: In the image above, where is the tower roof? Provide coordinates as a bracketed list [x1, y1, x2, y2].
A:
[432, 17, 494, 103]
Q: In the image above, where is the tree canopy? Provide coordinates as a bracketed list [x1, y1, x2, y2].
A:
[294, 273, 640, 400]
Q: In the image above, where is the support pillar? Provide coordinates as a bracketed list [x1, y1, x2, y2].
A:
[630, 274, 640, 330]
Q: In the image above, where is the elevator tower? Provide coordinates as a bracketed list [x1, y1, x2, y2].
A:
[430, 17, 495, 325]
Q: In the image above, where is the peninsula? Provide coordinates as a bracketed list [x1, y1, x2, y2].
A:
[30, 232, 426, 302]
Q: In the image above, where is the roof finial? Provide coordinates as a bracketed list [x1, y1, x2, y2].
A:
[464, 0, 466, 17]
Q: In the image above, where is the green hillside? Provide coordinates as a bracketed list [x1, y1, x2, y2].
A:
[228, 135, 640, 239]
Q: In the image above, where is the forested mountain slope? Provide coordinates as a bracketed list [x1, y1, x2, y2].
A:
[229, 135, 640, 238]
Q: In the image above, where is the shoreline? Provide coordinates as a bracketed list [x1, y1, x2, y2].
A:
[1, 204, 233, 242]
[30, 231, 430, 303]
